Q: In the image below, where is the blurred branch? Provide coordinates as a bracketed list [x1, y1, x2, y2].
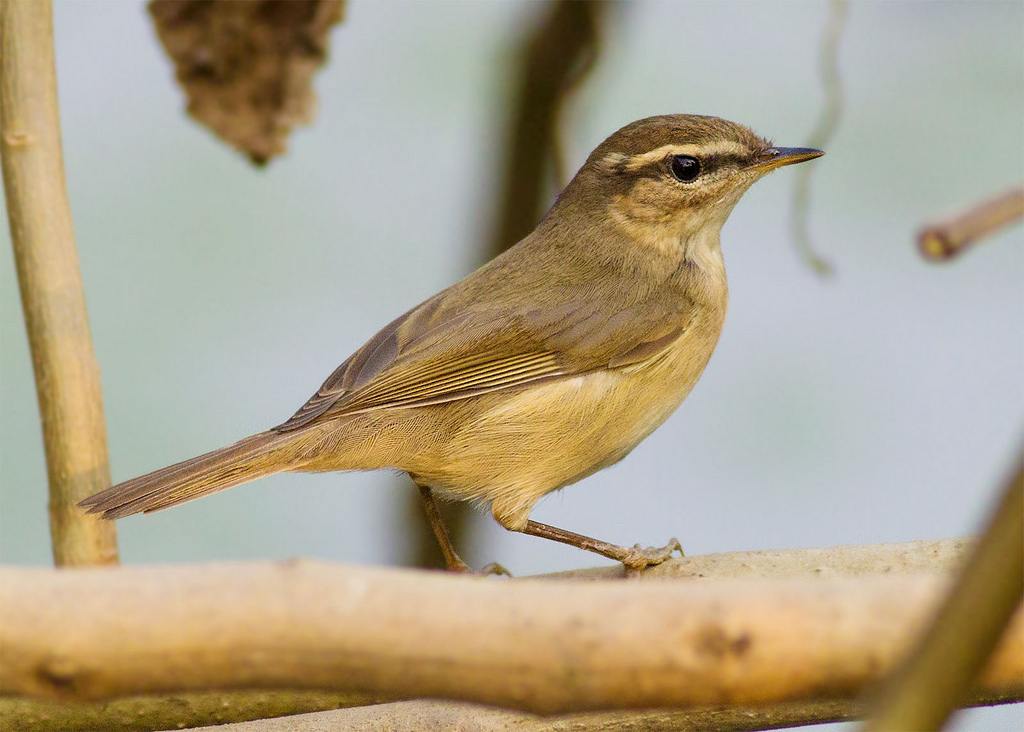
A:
[863, 453, 1024, 731]
[199, 693, 1024, 732]
[547, 4, 605, 190]
[8, 688, 1017, 732]
[0, 0, 118, 566]
[148, 0, 345, 165]
[488, 0, 606, 255]
[917, 186, 1024, 261]
[0, 690, 382, 732]
[2, 542, 1021, 713]
[790, 0, 847, 276]
[402, 0, 606, 570]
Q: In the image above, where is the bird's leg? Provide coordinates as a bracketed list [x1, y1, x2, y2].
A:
[416, 483, 471, 572]
[516, 520, 682, 573]
[415, 484, 510, 576]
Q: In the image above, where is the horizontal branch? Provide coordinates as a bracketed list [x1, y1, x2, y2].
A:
[0, 690, 382, 732]
[8, 688, 1019, 732]
[1, 541, 1021, 715]
[203, 693, 1024, 732]
[541, 538, 971, 581]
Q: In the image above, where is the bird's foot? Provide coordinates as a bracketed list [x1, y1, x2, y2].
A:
[478, 562, 513, 577]
[447, 559, 513, 577]
[617, 537, 684, 574]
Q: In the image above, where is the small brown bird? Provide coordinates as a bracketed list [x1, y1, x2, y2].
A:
[81, 115, 822, 572]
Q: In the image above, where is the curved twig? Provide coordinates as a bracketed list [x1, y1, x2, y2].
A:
[790, 0, 848, 276]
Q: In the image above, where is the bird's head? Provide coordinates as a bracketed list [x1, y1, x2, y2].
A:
[563, 114, 822, 252]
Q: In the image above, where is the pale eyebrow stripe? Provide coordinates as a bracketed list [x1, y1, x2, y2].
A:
[601, 140, 751, 172]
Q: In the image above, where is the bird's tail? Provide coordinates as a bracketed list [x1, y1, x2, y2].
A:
[79, 431, 298, 520]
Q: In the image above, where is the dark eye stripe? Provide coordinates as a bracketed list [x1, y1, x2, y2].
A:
[702, 152, 748, 170]
[625, 151, 750, 180]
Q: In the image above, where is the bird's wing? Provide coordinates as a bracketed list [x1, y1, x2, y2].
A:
[275, 277, 696, 432]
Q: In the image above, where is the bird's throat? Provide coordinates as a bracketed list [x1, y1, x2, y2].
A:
[681, 227, 725, 277]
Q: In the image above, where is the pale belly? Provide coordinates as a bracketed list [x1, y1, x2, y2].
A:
[415, 321, 723, 530]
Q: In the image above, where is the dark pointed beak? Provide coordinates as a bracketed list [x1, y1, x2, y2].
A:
[753, 146, 824, 172]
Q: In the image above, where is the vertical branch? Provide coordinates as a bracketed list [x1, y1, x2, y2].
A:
[863, 451, 1024, 731]
[487, 0, 605, 257]
[790, 0, 847, 276]
[0, 0, 118, 565]
[402, 1, 606, 569]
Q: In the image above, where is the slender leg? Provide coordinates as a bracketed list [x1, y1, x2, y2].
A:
[416, 484, 472, 572]
[516, 520, 682, 573]
[415, 483, 511, 576]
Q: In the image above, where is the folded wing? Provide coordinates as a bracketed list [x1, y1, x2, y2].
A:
[275, 274, 697, 432]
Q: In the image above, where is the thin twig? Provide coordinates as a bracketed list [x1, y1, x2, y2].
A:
[790, 0, 847, 276]
[917, 186, 1024, 261]
[863, 453, 1024, 731]
[0, 0, 118, 565]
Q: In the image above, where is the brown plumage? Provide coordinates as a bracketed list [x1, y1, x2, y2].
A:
[80, 115, 822, 571]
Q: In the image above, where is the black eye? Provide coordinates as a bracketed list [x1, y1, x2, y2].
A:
[670, 155, 700, 182]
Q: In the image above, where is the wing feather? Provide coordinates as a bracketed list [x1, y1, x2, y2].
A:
[275, 266, 700, 433]
[339, 352, 562, 413]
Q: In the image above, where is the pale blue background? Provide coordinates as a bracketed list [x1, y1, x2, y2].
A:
[2, 2, 1022, 730]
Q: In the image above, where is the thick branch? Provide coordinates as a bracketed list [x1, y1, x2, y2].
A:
[199, 694, 1024, 732]
[0, 691, 382, 732]
[0, 0, 118, 565]
[1, 543, 1021, 714]
[540, 538, 971, 581]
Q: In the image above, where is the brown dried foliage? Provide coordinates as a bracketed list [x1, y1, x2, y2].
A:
[149, 0, 344, 164]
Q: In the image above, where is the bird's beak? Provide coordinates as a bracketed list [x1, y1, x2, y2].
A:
[752, 147, 824, 173]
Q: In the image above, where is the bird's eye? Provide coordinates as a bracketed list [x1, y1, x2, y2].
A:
[670, 155, 701, 182]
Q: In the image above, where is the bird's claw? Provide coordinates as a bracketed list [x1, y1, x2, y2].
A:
[478, 562, 513, 577]
[620, 537, 684, 574]
[448, 560, 513, 577]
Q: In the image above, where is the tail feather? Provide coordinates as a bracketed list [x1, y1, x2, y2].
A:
[80, 431, 294, 520]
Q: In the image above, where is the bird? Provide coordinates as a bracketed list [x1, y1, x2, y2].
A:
[80, 114, 823, 573]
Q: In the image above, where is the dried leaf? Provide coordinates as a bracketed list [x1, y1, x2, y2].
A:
[149, 0, 345, 165]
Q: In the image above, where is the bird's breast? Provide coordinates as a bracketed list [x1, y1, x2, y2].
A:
[426, 302, 727, 505]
